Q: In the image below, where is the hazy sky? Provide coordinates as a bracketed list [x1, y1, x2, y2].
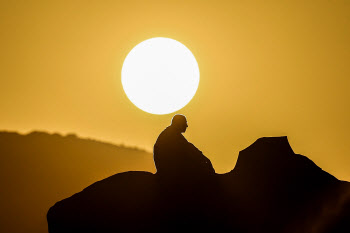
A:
[1, 1, 349, 179]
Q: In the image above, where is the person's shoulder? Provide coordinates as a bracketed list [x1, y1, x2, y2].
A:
[179, 133, 188, 142]
[155, 126, 171, 141]
[159, 126, 171, 135]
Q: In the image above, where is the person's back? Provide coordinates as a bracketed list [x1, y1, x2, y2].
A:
[153, 114, 214, 177]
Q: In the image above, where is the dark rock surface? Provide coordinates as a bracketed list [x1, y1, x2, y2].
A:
[47, 137, 350, 233]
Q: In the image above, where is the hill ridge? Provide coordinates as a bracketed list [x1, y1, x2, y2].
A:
[0, 131, 155, 233]
[0, 130, 149, 153]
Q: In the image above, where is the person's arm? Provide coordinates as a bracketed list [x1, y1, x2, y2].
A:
[187, 143, 215, 173]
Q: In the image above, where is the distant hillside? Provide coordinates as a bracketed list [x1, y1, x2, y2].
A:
[0, 131, 156, 233]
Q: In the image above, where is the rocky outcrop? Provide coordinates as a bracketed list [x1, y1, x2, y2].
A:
[47, 137, 350, 233]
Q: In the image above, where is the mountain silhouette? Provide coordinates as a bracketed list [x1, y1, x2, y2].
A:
[0, 131, 155, 233]
[47, 136, 350, 233]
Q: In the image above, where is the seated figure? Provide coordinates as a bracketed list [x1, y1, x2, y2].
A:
[153, 114, 215, 177]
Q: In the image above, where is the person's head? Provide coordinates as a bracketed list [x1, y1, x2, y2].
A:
[170, 114, 188, 133]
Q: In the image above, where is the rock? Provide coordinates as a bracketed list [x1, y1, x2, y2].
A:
[47, 137, 350, 233]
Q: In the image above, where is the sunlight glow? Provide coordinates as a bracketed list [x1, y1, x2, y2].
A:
[121, 37, 200, 115]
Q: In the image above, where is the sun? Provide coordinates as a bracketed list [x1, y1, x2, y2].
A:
[121, 37, 200, 115]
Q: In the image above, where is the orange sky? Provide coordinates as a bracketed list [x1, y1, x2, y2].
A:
[1, 0, 349, 179]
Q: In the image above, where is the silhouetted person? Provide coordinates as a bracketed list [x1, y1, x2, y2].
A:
[154, 114, 214, 177]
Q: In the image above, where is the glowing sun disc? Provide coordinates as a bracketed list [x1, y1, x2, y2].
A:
[121, 37, 200, 115]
